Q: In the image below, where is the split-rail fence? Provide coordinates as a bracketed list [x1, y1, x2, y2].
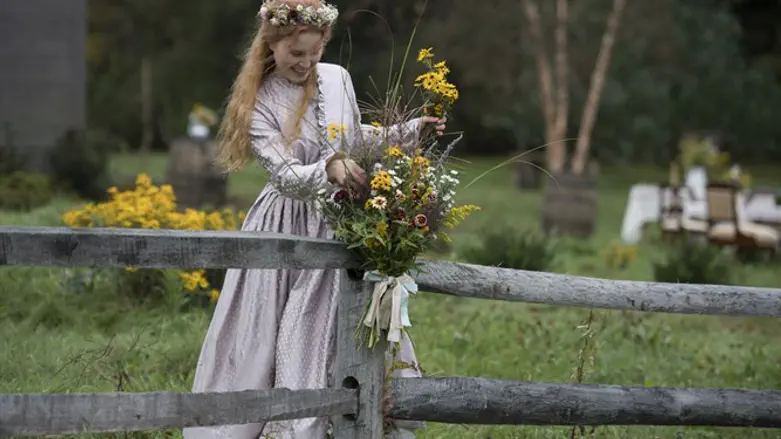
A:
[1, 226, 780, 437]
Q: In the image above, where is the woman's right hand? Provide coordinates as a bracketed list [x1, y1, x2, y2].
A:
[326, 157, 367, 193]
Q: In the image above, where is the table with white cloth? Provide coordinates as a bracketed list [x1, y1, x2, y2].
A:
[620, 184, 781, 244]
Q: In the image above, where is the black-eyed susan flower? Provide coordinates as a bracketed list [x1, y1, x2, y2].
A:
[385, 145, 404, 158]
[413, 156, 430, 168]
[327, 123, 347, 140]
[417, 47, 433, 62]
[370, 170, 392, 191]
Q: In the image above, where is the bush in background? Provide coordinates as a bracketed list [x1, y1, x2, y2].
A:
[0, 171, 54, 211]
[61, 173, 245, 306]
[653, 240, 735, 285]
[603, 241, 638, 271]
[49, 129, 119, 202]
[460, 225, 558, 272]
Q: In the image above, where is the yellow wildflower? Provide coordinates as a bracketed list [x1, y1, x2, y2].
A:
[180, 269, 209, 292]
[417, 47, 433, 62]
[385, 146, 404, 158]
[443, 205, 481, 229]
[413, 156, 430, 168]
[209, 289, 220, 303]
[370, 171, 392, 191]
[434, 61, 449, 74]
[327, 123, 348, 140]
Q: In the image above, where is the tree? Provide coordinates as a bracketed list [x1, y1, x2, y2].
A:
[522, 0, 627, 175]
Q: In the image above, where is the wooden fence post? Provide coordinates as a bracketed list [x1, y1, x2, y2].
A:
[331, 269, 386, 439]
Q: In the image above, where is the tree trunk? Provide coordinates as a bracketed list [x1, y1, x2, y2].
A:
[140, 56, 153, 153]
[552, 0, 569, 145]
[522, 0, 565, 173]
[570, 0, 627, 175]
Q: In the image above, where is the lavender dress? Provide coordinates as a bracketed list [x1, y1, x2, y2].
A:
[183, 63, 423, 439]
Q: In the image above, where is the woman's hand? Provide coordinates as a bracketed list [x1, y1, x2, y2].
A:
[420, 116, 447, 136]
[326, 157, 367, 194]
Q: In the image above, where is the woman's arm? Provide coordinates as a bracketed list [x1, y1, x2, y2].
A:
[250, 102, 340, 200]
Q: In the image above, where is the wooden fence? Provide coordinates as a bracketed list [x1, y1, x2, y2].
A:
[1, 225, 781, 437]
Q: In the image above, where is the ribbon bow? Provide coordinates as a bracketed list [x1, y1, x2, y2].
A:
[362, 271, 418, 343]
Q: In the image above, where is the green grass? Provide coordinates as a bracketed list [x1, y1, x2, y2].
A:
[2, 153, 781, 438]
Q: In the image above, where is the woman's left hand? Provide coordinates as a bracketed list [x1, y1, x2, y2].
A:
[420, 116, 447, 136]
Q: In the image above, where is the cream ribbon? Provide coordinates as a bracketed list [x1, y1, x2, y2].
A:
[362, 271, 418, 343]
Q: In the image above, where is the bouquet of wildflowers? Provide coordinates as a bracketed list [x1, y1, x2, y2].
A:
[316, 48, 479, 348]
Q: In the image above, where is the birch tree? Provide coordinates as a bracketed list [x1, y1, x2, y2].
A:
[523, 0, 627, 176]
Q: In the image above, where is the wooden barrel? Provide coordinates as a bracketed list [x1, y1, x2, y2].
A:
[513, 149, 544, 190]
[541, 171, 598, 238]
[165, 136, 227, 209]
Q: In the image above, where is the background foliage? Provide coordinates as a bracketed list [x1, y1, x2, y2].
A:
[86, 0, 781, 164]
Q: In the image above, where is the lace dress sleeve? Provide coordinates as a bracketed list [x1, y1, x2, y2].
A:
[250, 101, 338, 201]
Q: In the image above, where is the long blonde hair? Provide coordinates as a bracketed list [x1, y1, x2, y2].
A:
[217, 0, 332, 172]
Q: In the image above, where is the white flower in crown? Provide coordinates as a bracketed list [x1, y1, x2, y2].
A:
[258, 1, 339, 27]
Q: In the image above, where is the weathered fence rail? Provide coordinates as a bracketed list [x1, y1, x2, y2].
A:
[1, 225, 781, 437]
[3, 226, 780, 317]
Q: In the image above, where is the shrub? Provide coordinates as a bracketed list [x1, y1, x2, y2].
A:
[61, 173, 245, 305]
[603, 241, 638, 270]
[653, 240, 735, 285]
[49, 129, 118, 201]
[460, 225, 558, 272]
[0, 171, 54, 211]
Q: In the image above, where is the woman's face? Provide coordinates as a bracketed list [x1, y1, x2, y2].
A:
[269, 30, 325, 84]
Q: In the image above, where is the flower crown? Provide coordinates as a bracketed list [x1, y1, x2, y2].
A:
[258, 2, 339, 28]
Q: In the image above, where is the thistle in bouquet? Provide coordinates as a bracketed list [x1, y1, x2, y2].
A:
[317, 135, 479, 349]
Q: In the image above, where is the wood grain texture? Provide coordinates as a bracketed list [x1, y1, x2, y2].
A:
[0, 226, 357, 269]
[389, 377, 781, 427]
[0, 388, 357, 436]
[330, 270, 387, 439]
[414, 260, 781, 317]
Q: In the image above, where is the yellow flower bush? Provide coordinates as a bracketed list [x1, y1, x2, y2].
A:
[62, 173, 245, 303]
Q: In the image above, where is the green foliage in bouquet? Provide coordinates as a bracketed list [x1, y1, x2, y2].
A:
[318, 145, 479, 277]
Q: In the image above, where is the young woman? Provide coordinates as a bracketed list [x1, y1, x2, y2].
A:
[182, 1, 446, 438]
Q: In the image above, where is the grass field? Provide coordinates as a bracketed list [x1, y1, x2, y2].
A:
[2, 153, 781, 439]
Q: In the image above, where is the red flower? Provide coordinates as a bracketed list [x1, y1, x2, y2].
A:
[397, 207, 407, 220]
[413, 214, 428, 228]
[331, 189, 349, 204]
